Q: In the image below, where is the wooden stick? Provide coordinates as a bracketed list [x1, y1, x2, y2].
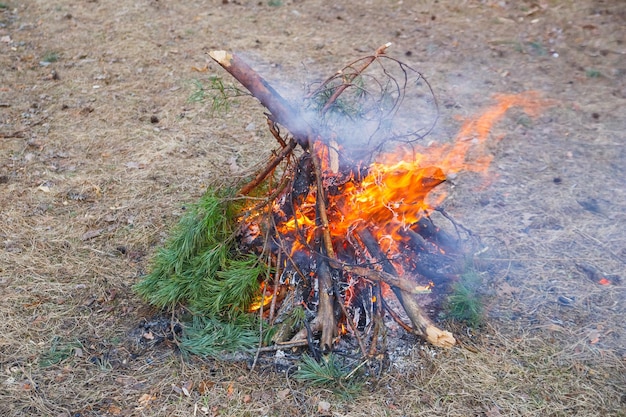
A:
[239, 138, 297, 196]
[209, 50, 311, 145]
[316, 257, 336, 350]
[336, 263, 432, 295]
[357, 228, 456, 348]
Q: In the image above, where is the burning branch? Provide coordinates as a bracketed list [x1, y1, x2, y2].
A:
[136, 46, 558, 367]
[205, 44, 460, 356]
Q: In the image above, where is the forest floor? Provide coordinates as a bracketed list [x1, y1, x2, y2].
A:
[1, 1, 624, 416]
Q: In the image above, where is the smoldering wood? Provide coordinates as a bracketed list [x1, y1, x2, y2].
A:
[209, 47, 460, 355]
[357, 228, 456, 348]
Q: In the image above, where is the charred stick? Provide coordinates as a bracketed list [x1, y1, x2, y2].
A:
[209, 50, 311, 146]
[368, 315, 381, 357]
[337, 264, 431, 295]
[398, 228, 457, 285]
[368, 283, 384, 357]
[412, 216, 459, 254]
[316, 255, 337, 351]
[399, 227, 428, 252]
[332, 284, 368, 356]
[310, 143, 337, 259]
[357, 228, 456, 348]
[269, 251, 282, 323]
[239, 138, 297, 196]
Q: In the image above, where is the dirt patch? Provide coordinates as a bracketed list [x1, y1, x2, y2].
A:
[1, 1, 624, 416]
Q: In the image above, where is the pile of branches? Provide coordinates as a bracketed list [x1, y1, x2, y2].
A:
[136, 44, 469, 362]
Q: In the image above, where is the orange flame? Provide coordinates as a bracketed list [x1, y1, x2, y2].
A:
[275, 91, 553, 258]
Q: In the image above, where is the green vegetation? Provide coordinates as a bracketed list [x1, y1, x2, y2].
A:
[39, 337, 82, 367]
[41, 51, 60, 63]
[134, 188, 267, 357]
[181, 315, 259, 357]
[585, 68, 601, 78]
[187, 76, 246, 114]
[294, 354, 361, 396]
[444, 270, 485, 327]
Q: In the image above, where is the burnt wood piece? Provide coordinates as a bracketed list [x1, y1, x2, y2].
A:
[357, 228, 455, 348]
[412, 216, 459, 253]
[398, 228, 458, 286]
[316, 256, 337, 350]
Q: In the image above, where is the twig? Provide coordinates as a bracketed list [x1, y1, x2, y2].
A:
[239, 138, 297, 196]
[257, 339, 309, 352]
[381, 297, 413, 333]
[316, 43, 392, 115]
[269, 250, 282, 324]
[332, 284, 368, 357]
[337, 263, 432, 295]
[266, 117, 287, 148]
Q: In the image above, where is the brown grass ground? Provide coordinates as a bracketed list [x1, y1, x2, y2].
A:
[1, 1, 624, 416]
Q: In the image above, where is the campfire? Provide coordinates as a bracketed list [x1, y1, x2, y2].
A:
[137, 44, 550, 359]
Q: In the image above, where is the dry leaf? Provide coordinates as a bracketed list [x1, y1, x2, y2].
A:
[81, 229, 103, 241]
[226, 382, 234, 397]
[107, 405, 123, 416]
[317, 400, 331, 414]
[197, 380, 215, 394]
[37, 184, 51, 193]
[243, 394, 251, 403]
[138, 393, 156, 407]
[276, 388, 290, 400]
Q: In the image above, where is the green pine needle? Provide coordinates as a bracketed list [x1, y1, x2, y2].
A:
[294, 354, 348, 386]
[444, 270, 485, 328]
[134, 188, 263, 314]
[181, 315, 259, 358]
[133, 188, 269, 358]
[294, 354, 362, 397]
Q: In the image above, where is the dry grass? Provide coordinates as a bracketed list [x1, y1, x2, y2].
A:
[1, 1, 625, 416]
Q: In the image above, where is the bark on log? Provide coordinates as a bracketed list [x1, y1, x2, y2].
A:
[208, 50, 312, 146]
